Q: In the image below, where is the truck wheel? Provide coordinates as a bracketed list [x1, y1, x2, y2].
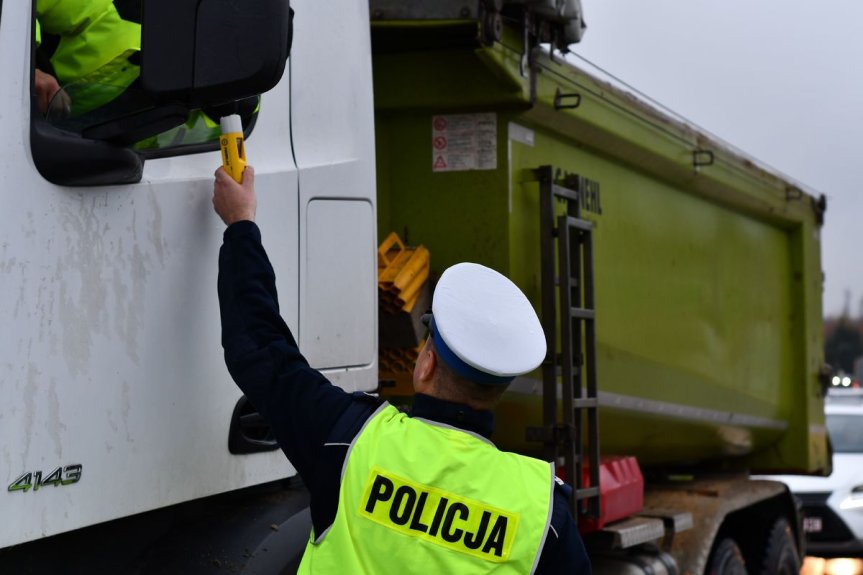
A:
[759, 518, 800, 575]
[707, 538, 747, 575]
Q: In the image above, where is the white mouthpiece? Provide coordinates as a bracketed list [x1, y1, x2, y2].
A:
[220, 114, 243, 134]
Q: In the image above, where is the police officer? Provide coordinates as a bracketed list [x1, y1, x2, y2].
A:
[213, 166, 591, 574]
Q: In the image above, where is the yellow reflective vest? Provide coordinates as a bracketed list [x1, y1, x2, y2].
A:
[298, 404, 554, 574]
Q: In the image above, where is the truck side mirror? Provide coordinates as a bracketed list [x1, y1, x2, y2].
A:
[141, 0, 293, 108]
[31, 0, 293, 186]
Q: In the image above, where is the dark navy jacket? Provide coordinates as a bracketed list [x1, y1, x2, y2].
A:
[217, 221, 591, 574]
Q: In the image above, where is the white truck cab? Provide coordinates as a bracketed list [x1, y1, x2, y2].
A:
[1, 0, 377, 565]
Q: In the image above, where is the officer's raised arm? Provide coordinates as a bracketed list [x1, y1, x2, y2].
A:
[213, 166, 357, 481]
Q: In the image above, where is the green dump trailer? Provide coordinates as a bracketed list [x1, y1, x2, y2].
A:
[371, 4, 829, 573]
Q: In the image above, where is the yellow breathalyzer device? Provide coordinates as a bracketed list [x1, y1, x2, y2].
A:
[220, 115, 246, 183]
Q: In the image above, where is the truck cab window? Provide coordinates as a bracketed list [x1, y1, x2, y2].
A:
[32, 0, 257, 162]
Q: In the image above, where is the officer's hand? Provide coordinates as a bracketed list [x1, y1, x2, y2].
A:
[213, 166, 256, 226]
[34, 69, 62, 116]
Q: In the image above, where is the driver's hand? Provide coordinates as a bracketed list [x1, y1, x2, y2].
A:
[34, 69, 62, 115]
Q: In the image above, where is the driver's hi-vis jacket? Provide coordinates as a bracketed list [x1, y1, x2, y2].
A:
[298, 403, 555, 574]
[36, 0, 141, 115]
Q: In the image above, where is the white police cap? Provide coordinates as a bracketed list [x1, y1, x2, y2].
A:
[428, 263, 546, 385]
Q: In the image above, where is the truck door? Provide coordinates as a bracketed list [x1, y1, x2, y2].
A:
[290, 0, 378, 391]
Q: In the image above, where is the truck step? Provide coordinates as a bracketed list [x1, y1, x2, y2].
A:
[640, 508, 694, 535]
[590, 516, 666, 550]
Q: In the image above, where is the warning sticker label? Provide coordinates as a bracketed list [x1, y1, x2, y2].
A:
[431, 113, 497, 173]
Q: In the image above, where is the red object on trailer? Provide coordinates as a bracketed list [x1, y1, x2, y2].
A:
[557, 456, 644, 533]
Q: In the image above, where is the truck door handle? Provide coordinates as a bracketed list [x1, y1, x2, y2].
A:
[228, 396, 279, 454]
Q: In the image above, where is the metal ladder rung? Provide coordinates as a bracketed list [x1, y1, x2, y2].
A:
[572, 398, 597, 409]
[543, 365, 584, 378]
[555, 277, 579, 289]
[543, 363, 563, 377]
[570, 307, 595, 320]
[563, 216, 592, 232]
[574, 487, 600, 500]
[552, 183, 579, 202]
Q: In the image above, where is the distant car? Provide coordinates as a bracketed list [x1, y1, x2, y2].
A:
[769, 389, 863, 557]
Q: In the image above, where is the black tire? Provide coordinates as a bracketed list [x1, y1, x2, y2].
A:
[707, 538, 747, 575]
[759, 518, 801, 575]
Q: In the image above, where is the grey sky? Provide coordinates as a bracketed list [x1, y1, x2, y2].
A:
[572, 0, 862, 318]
